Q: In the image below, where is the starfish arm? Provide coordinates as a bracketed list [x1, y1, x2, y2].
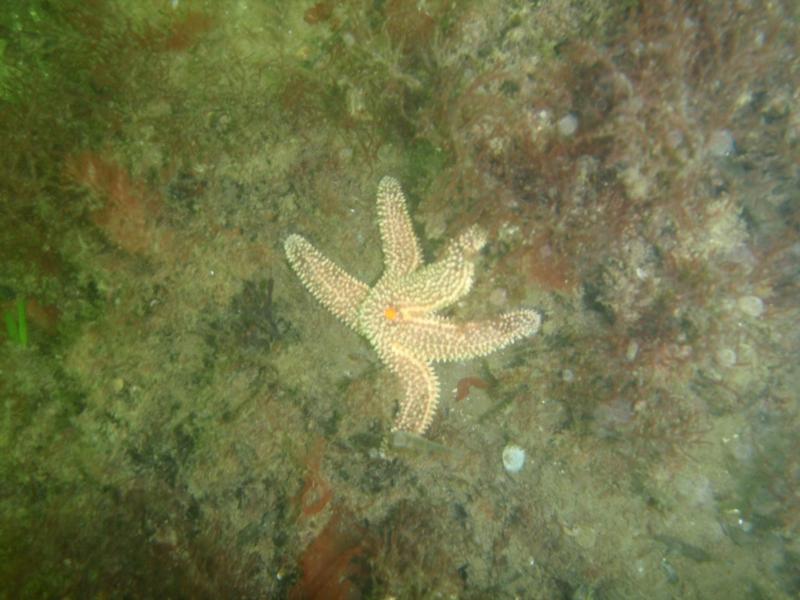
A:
[389, 225, 487, 315]
[376, 176, 422, 278]
[393, 310, 541, 362]
[381, 345, 440, 434]
[284, 234, 369, 330]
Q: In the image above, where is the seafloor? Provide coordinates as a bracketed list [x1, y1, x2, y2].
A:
[1, 1, 798, 598]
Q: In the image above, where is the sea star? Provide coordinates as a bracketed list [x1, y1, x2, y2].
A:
[284, 177, 540, 434]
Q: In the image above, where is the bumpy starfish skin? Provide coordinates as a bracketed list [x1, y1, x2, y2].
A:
[285, 177, 540, 434]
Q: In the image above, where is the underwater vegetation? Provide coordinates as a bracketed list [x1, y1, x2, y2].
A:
[0, 0, 798, 598]
[3, 297, 27, 347]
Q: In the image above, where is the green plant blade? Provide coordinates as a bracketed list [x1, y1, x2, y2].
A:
[4, 309, 17, 342]
[16, 298, 27, 347]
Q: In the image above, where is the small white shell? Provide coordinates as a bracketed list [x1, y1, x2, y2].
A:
[737, 295, 764, 317]
[502, 444, 526, 473]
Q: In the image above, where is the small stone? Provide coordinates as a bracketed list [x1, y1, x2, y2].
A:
[625, 340, 639, 362]
[717, 347, 737, 368]
[708, 129, 735, 157]
[502, 444, 526, 473]
[557, 113, 578, 136]
[737, 295, 764, 317]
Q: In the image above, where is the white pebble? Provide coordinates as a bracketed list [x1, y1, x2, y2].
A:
[717, 347, 737, 368]
[626, 340, 639, 362]
[502, 444, 526, 473]
[737, 295, 764, 317]
[557, 113, 578, 136]
[708, 129, 735, 157]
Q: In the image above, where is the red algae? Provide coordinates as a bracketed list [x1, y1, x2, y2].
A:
[65, 152, 167, 254]
[455, 376, 488, 402]
[290, 511, 372, 600]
